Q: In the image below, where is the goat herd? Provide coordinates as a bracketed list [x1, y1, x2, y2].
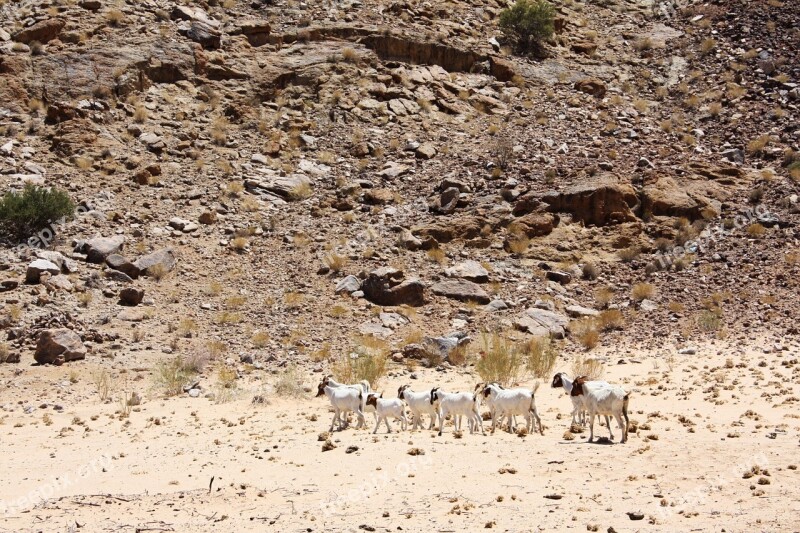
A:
[315, 372, 631, 444]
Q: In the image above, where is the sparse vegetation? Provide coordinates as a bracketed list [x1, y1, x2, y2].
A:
[571, 355, 604, 380]
[475, 331, 524, 386]
[332, 335, 389, 388]
[0, 184, 75, 243]
[631, 283, 655, 301]
[274, 364, 305, 397]
[324, 252, 348, 272]
[498, 0, 555, 55]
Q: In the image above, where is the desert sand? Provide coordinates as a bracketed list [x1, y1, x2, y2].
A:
[2, 339, 798, 533]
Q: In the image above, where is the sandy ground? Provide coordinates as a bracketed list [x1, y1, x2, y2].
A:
[1, 340, 799, 533]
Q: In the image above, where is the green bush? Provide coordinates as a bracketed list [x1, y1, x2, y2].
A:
[0, 184, 75, 244]
[499, 0, 555, 55]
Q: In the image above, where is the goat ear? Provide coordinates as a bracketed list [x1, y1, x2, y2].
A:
[380, 392, 383, 398]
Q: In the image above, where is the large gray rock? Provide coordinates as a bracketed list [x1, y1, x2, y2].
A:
[335, 275, 361, 295]
[80, 236, 125, 263]
[514, 308, 570, 338]
[566, 305, 599, 318]
[106, 254, 140, 279]
[26, 259, 60, 283]
[445, 260, 489, 283]
[34, 329, 86, 364]
[402, 333, 470, 364]
[431, 280, 490, 304]
[135, 248, 177, 277]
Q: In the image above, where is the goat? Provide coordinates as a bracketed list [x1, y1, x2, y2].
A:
[398, 385, 439, 430]
[322, 375, 375, 426]
[570, 376, 630, 444]
[316, 381, 365, 432]
[430, 387, 484, 436]
[482, 382, 544, 435]
[551, 372, 610, 426]
[365, 393, 408, 434]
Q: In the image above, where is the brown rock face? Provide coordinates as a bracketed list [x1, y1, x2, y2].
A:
[510, 212, 557, 237]
[412, 216, 487, 243]
[541, 179, 639, 226]
[34, 329, 86, 365]
[574, 78, 607, 98]
[12, 18, 65, 44]
[641, 183, 719, 220]
[362, 269, 425, 307]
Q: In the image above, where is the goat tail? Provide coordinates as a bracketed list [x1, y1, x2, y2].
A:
[622, 393, 630, 429]
[531, 381, 541, 394]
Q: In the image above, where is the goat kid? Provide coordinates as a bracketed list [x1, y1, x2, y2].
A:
[365, 393, 408, 434]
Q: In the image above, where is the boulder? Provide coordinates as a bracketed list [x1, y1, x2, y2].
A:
[135, 248, 177, 277]
[238, 20, 271, 46]
[34, 329, 86, 364]
[403, 333, 470, 363]
[445, 260, 489, 283]
[184, 20, 221, 49]
[362, 269, 425, 307]
[641, 183, 717, 220]
[379, 312, 409, 329]
[514, 308, 570, 338]
[335, 275, 361, 295]
[415, 143, 437, 160]
[245, 174, 312, 200]
[541, 178, 639, 226]
[435, 187, 460, 214]
[566, 305, 599, 318]
[80, 236, 125, 263]
[574, 77, 607, 98]
[119, 287, 145, 306]
[12, 18, 65, 44]
[412, 215, 487, 243]
[106, 254, 140, 279]
[431, 280, 490, 304]
[511, 212, 556, 237]
[546, 270, 572, 285]
[26, 259, 60, 283]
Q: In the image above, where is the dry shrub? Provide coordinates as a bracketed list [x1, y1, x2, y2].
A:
[274, 364, 305, 397]
[582, 262, 599, 280]
[426, 247, 446, 264]
[571, 354, 604, 380]
[746, 223, 766, 237]
[617, 246, 641, 262]
[474, 331, 524, 386]
[631, 283, 655, 301]
[571, 318, 600, 350]
[523, 336, 559, 379]
[597, 309, 624, 331]
[252, 331, 270, 348]
[324, 252, 348, 272]
[594, 286, 615, 308]
[332, 335, 389, 388]
[289, 181, 313, 200]
[284, 291, 304, 309]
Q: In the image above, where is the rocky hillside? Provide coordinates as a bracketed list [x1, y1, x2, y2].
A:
[1, 0, 798, 373]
